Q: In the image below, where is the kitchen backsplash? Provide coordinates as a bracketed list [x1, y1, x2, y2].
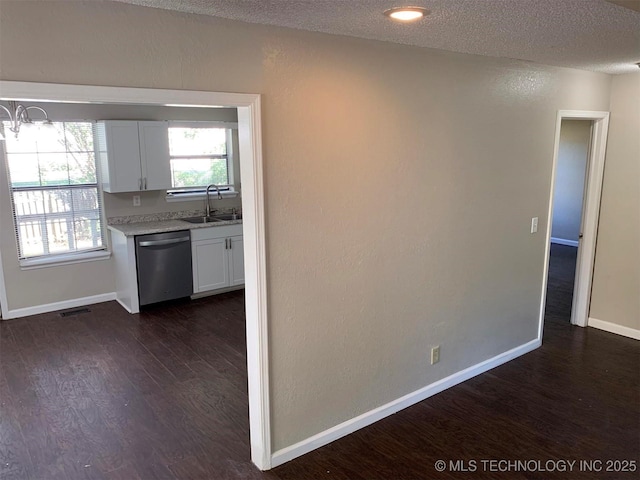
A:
[103, 190, 242, 221]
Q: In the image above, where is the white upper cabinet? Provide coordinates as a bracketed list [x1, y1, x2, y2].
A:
[96, 120, 171, 193]
[137, 122, 172, 191]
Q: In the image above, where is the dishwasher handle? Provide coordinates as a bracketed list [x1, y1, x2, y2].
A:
[138, 236, 191, 247]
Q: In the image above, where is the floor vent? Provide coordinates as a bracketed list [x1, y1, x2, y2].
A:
[59, 307, 91, 317]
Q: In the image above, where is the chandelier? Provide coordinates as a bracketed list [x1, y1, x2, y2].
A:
[0, 101, 53, 140]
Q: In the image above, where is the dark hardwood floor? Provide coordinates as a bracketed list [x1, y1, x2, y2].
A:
[544, 243, 579, 322]
[1, 245, 638, 479]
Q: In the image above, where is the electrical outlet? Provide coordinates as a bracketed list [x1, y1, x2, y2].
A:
[431, 345, 440, 365]
[531, 217, 538, 234]
[133, 195, 141, 207]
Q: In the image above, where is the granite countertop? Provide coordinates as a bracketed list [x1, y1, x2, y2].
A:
[107, 210, 242, 237]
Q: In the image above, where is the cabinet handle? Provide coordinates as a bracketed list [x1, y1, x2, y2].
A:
[138, 178, 142, 190]
[143, 177, 147, 190]
[228, 238, 232, 249]
[138, 236, 190, 247]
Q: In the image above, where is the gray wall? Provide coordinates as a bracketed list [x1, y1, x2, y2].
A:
[551, 120, 591, 242]
[9, 102, 238, 123]
[0, 0, 615, 452]
[590, 73, 640, 331]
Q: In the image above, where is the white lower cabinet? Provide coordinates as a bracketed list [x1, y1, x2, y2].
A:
[192, 224, 244, 294]
[193, 238, 229, 292]
[228, 236, 245, 286]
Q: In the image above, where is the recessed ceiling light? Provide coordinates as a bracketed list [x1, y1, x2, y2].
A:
[384, 6, 430, 22]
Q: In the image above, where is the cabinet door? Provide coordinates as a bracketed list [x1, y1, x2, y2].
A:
[138, 121, 172, 191]
[192, 238, 229, 293]
[101, 121, 143, 193]
[228, 235, 245, 286]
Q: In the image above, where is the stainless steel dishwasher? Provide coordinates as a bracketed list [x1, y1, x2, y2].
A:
[135, 230, 193, 306]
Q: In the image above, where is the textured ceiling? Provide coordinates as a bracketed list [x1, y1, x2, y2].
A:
[113, 0, 640, 74]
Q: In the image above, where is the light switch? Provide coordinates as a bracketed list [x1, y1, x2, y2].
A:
[531, 217, 538, 234]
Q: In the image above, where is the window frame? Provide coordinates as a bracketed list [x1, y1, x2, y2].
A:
[166, 121, 239, 201]
[1, 120, 109, 269]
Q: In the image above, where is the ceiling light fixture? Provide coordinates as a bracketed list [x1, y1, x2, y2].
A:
[0, 101, 53, 140]
[384, 6, 430, 22]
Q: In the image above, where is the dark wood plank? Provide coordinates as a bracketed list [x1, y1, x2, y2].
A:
[0, 327, 36, 480]
[0, 255, 637, 480]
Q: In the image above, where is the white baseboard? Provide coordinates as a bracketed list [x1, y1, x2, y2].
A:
[3, 292, 117, 320]
[550, 237, 579, 247]
[115, 297, 135, 314]
[271, 338, 541, 468]
[588, 317, 640, 340]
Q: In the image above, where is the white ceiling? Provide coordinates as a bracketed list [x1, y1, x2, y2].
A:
[114, 0, 640, 74]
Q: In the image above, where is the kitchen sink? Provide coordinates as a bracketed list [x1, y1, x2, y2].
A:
[181, 216, 223, 224]
[181, 213, 242, 224]
[211, 213, 242, 221]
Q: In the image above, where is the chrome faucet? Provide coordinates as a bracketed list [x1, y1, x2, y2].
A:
[205, 184, 222, 217]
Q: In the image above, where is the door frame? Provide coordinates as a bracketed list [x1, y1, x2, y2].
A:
[539, 110, 609, 336]
[0, 240, 8, 319]
[0, 81, 272, 469]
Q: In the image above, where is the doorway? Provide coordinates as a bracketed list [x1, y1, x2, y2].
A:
[539, 110, 610, 337]
[546, 119, 591, 323]
[0, 81, 271, 469]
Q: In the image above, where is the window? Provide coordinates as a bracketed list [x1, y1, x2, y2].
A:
[2, 121, 106, 261]
[168, 126, 232, 190]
